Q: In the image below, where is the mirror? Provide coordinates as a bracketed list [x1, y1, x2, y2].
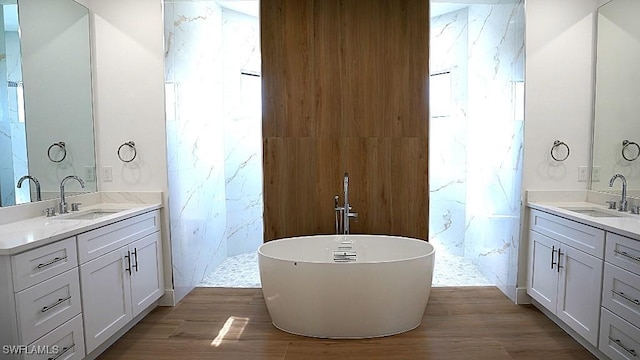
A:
[0, 0, 96, 207]
[591, 0, 640, 196]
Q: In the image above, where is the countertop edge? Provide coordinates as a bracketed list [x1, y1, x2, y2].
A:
[527, 201, 640, 241]
[0, 203, 162, 256]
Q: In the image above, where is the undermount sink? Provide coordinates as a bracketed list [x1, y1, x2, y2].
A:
[560, 207, 624, 218]
[58, 209, 124, 220]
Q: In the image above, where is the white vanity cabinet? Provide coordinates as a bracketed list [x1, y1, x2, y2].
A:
[78, 210, 162, 354]
[0, 237, 85, 360]
[528, 209, 604, 346]
[599, 232, 640, 360]
[0, 205, 163, 360]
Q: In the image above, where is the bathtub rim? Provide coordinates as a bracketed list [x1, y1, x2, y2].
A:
[257, 234, 435, 265]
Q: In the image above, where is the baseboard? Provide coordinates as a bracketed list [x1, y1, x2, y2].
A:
[158, 289, 175, 306]
[516, 287, 530, 304]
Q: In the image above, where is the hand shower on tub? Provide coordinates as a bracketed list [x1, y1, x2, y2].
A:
[334, 172, 358, 234]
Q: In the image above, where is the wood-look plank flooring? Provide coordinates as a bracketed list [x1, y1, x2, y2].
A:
[98, 287, 596, 360]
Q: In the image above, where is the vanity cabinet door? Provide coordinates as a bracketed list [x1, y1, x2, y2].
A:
[557, 245, 603, 346]
[80, 247, 132, 354]
[129, 232, 163, 316]
[528, 230, 559, 312]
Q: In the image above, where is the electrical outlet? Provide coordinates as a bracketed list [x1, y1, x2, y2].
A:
[592, 166, 601, 182]
[578, 166, 588, 182]
[102, 166, 113, 182]
[85, 166, 95, 181]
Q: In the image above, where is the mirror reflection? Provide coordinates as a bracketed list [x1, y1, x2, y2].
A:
[0, 0, 96, 207]
[592, 0, 640, 196]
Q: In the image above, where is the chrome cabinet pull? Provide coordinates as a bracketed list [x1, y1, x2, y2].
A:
[614, 249, 640, 263]
[611, 290, 640, 306]
[124, 251, 131, 276]
[48, 344, 75, 360]
[37, 256, 67, 269]
[132, 248, 138, 272]
[551, 246, 557, 269]
[41, 296, 72, 313]
[557, 248, 563, 273]
[609, 337, 637, 357]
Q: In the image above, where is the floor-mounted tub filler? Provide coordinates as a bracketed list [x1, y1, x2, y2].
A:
[258, 234, 435, 338]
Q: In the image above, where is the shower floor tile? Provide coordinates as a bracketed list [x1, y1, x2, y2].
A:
[199, 248, 493, 288]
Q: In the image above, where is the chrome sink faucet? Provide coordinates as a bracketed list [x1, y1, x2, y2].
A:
[609, 173, 628, 212]
[17, 175, 42, 201]
[59, 175, 85, 214]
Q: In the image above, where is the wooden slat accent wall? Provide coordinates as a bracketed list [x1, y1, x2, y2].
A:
[262, 0, 429, 241]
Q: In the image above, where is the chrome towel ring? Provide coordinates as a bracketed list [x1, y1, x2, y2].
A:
[117, 141, 137, 163]
[47, 141, 67, 163]
[622, 140, 640, 161]
[551, 140, 570, 161]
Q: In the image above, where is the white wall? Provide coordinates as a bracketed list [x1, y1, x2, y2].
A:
[88, 0, 173, 302]
[523, 0, 598, 191]
[520, 0, 599, 298]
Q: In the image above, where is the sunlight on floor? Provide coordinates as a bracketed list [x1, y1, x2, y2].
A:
[211, 316, 249, 347]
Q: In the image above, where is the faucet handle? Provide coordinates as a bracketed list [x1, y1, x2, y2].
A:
[605, 200, 617, 209]
[42, 207, 56, 217]
[631, 205, 640, 215]
[71, 203, 82, 212]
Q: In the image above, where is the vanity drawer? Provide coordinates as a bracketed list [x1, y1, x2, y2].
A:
[77, 210, 160, 264]
[606, 233, 640, 275]
[599, 308, 640, 360]
[11, 237, 78, 292]
[529, 209, 605, 258]
[15, 268, 82, 345]
[603, 263, 640, 329]
[23, 314, 85, 360]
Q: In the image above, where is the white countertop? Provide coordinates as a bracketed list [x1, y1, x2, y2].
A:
[0, 202, 161, 255]
[527, 201, 640, 241]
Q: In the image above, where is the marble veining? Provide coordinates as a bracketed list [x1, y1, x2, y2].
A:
[429, 2, 524, 300]
[164, 1, 262, 302]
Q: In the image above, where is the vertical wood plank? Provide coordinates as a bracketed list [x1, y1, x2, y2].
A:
[262, 0, 429, 241]
[314, 0, 342, 139]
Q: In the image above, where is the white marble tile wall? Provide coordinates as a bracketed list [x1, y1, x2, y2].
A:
[6, 31, 28, 204]
[164, 1, 262, 300]
[165, 1, 229, 302]
[1, 38, 28, 206]
[221, 9, 263, 257]
[429, 9, 470, 257]
[429, 1, 524, 301]
[0, 12, 13, 206]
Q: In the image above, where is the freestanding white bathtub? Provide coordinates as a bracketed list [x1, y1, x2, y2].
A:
[258, 234, 435, 338]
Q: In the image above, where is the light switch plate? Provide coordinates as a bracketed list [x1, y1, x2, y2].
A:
[102, 166, 113, 182]
[578, 166, 588, 182]
[85, 166, 95, 181]
[592, 166, 601, 182]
